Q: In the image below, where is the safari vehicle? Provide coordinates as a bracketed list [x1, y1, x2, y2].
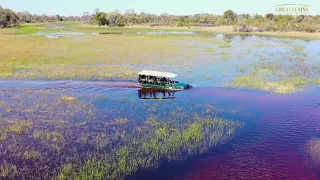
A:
[138, 70, 191, 90]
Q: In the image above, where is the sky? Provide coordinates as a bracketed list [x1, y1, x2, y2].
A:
[0, 0, 319, 16]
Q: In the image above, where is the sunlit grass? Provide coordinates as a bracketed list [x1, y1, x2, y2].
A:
[61, 96, 78, 102]
[0, 33, 191, 80]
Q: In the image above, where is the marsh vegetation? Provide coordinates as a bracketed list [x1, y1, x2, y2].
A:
[0, 21, 319, 179]
[1, 23, 320, 93]
[305, 138, 320, 166]
[0, 89, 244, 179]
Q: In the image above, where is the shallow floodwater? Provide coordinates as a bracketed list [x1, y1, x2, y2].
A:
[3, 30, 320, 179]
[0, 80, 319, 179]
[132, 87, 320, 179]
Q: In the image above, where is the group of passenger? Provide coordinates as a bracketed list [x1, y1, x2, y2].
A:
[138, 75, 176, 85]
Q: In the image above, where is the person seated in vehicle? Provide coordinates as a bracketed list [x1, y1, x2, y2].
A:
[160, 77, 167, 85]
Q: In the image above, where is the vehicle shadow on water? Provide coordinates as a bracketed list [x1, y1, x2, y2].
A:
[138, 88, 179, 100]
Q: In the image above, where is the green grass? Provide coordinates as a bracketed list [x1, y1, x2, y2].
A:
[0, 31, 190, 80]
[219, 44, 232, 48]
[205, 47, 214, 52]
[228, 68, 320, 93]
[16, 23, 50, 34]
[57, 117, 242, 180]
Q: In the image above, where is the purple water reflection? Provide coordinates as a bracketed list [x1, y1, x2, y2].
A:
[133, 87, 320, 180]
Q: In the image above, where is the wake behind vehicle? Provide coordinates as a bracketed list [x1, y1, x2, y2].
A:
[138, 70, 192, 90]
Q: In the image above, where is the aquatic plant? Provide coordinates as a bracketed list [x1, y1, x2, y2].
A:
[0, 161, 17, 179]
[224, 38, 232, 43]
[56, 116, 243, 180]
[305, 138, 320, 165]
[221, 54, 229, 61]
[7, 120, 33, 135]
[60, 96, 78, 102]
[219, 44, 232, 48]
[0, 90, 244, 180]
[114, 118, 129, 124]
[205, 47, 214, 52]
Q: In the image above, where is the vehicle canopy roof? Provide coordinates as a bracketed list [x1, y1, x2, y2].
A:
[138, 70, 177, 78]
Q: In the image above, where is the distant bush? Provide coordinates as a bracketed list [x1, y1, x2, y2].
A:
[149, 23, 168, 27]
[255, 27, 264, 32]
[192, 23, 216, 27]
[0, 7, 20, 28]
[177, 21, 184, 27]
[238, 24, 252, 32]
[305, 26, 317, 33]
[218, 20, 227, 25]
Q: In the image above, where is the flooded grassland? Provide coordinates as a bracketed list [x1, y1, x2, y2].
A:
[0, 23, 320, 179]
[0, 88, 244, 179]
[1, 24, 320, 93]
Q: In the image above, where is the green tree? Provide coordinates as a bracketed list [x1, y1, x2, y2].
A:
[0, 7, 20, 28]
[265, 13, 274, 20]
[276, 15, 294, 27]
[115, 15, 126, 27]
[56, 14, 63, 21]
[223, 10, 237, 25]
[93, 9, 108, 26]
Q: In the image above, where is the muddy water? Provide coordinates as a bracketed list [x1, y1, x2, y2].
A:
[1, 81, 319, 179]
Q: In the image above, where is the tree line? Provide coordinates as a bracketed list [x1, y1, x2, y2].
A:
[1, 5, 319, 32]
[0, 5, 19, 28]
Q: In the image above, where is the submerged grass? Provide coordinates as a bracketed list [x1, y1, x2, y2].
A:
[0, 90, 244, 180]
[226, 40, 320, 94]
[0, 161, 17, 179]
[57, 117, 242, 180]
[305, 138, 320, 165]
[228, 71, 320, 93]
